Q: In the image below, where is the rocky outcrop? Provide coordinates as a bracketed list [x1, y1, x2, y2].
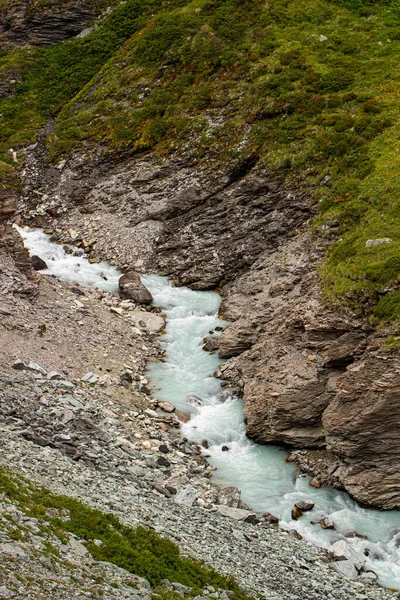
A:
[323, 355, 400, 509]
[17, 140, 400, 509]
[218, 234, 400, 508]
[0, 192, 37, 292]
[0, 0, 97, 45]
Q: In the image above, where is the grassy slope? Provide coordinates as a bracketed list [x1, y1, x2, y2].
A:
[1, 0, 400, 321]
[0, 467, 253, 599]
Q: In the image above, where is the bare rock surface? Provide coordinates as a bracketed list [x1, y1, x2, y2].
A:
[16, 133, 400, 509]
[0, 0, 98, 45]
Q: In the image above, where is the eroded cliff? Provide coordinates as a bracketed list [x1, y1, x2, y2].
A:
[2, 0, 400, 511]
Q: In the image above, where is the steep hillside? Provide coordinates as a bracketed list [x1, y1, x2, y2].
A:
[1, 0, 400, 510]
[1, 0, 400, 314]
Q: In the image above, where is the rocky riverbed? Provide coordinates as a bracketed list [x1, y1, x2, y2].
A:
[14, 135, 400, 512]
[0, 216, 398, 599]
[0, 366, 397, 600]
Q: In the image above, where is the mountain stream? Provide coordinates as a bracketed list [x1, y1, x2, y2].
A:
[16, 225, 400, 590]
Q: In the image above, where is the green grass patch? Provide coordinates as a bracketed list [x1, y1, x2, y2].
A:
[1, 0, 400, 320]
[0, 467, 253, 599]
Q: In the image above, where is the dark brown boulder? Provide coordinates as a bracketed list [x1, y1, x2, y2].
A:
[118, 271, 153, 305]
[291, 506, 304, 520]
[295, 501, 315, 512]
[31, 255, 48, 270]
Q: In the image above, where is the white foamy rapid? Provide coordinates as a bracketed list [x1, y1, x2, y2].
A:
[14, 225, 121, 291]
[15, 227, 400, 589]
[142, 274, 400, 590]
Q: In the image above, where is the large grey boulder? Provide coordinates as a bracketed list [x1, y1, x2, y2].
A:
[216, 486, 241, 508]
[174, 486, 198, 507]
[332, 560, 358, 580]
[130, 310, 165, 334]
[119, 272, 153, 305]
[328, 540, 366, 571]
[216, 506, 253, 521]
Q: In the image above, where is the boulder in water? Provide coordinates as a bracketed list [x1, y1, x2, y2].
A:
[264, 512, 279, 524]
[203, 337, 220, 353]
[319, 516, 335, 530]
[119, 271, 153, 305]
[186, 394, 203, 407]
[295, 501, 315, 512]
[31, 255, 47, 270]
[291, 506, 304, 520]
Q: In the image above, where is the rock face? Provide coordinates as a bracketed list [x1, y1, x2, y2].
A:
[323, 355, 400, 509]
[119, 272, 153, 305]
[0, 196, 37, 294]
[0, 0, 97, 45]
[18, 138, 400, 510]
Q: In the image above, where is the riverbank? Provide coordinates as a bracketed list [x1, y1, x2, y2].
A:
[0, 226, 398, 599]
[0, 368, 396, 600]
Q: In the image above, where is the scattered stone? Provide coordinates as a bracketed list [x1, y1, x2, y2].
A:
[217, 486, 241, 508]
[68, 537, 89, 557]
[47, 371, 63, 381]
[216, 506, 253, 521]
[157, 456, 170, 468]
[110, 307, 124, 317]
[153, 484, 171, 498]
[144, 408, 158, 418]
[159, 401, 176, 413]
[31, 255, 48, 270]
[244, 514, 260, 525]
[120, 372, 133, 385]
[171, 582, 192, 596]
[130, 310, 165, 334]
[12, 359, 25, 370]
[174, 486, 198, 507]
[0, 586, 16, 598]
[56, 380, 75, 390]
[328, 540, 365, 571]
[61, 410, 75, 424]
[360, 571, 378, 582]
[332, 560, 358, 580]
[159, 444, 169, 454]
[0, 543, 27, 559]
[71, 287, 85, 296]
[81, 372, 98, 384]
[26, 361, 47, 376]
[365, 238, 392, 248]
[0, 306, 11, 316]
